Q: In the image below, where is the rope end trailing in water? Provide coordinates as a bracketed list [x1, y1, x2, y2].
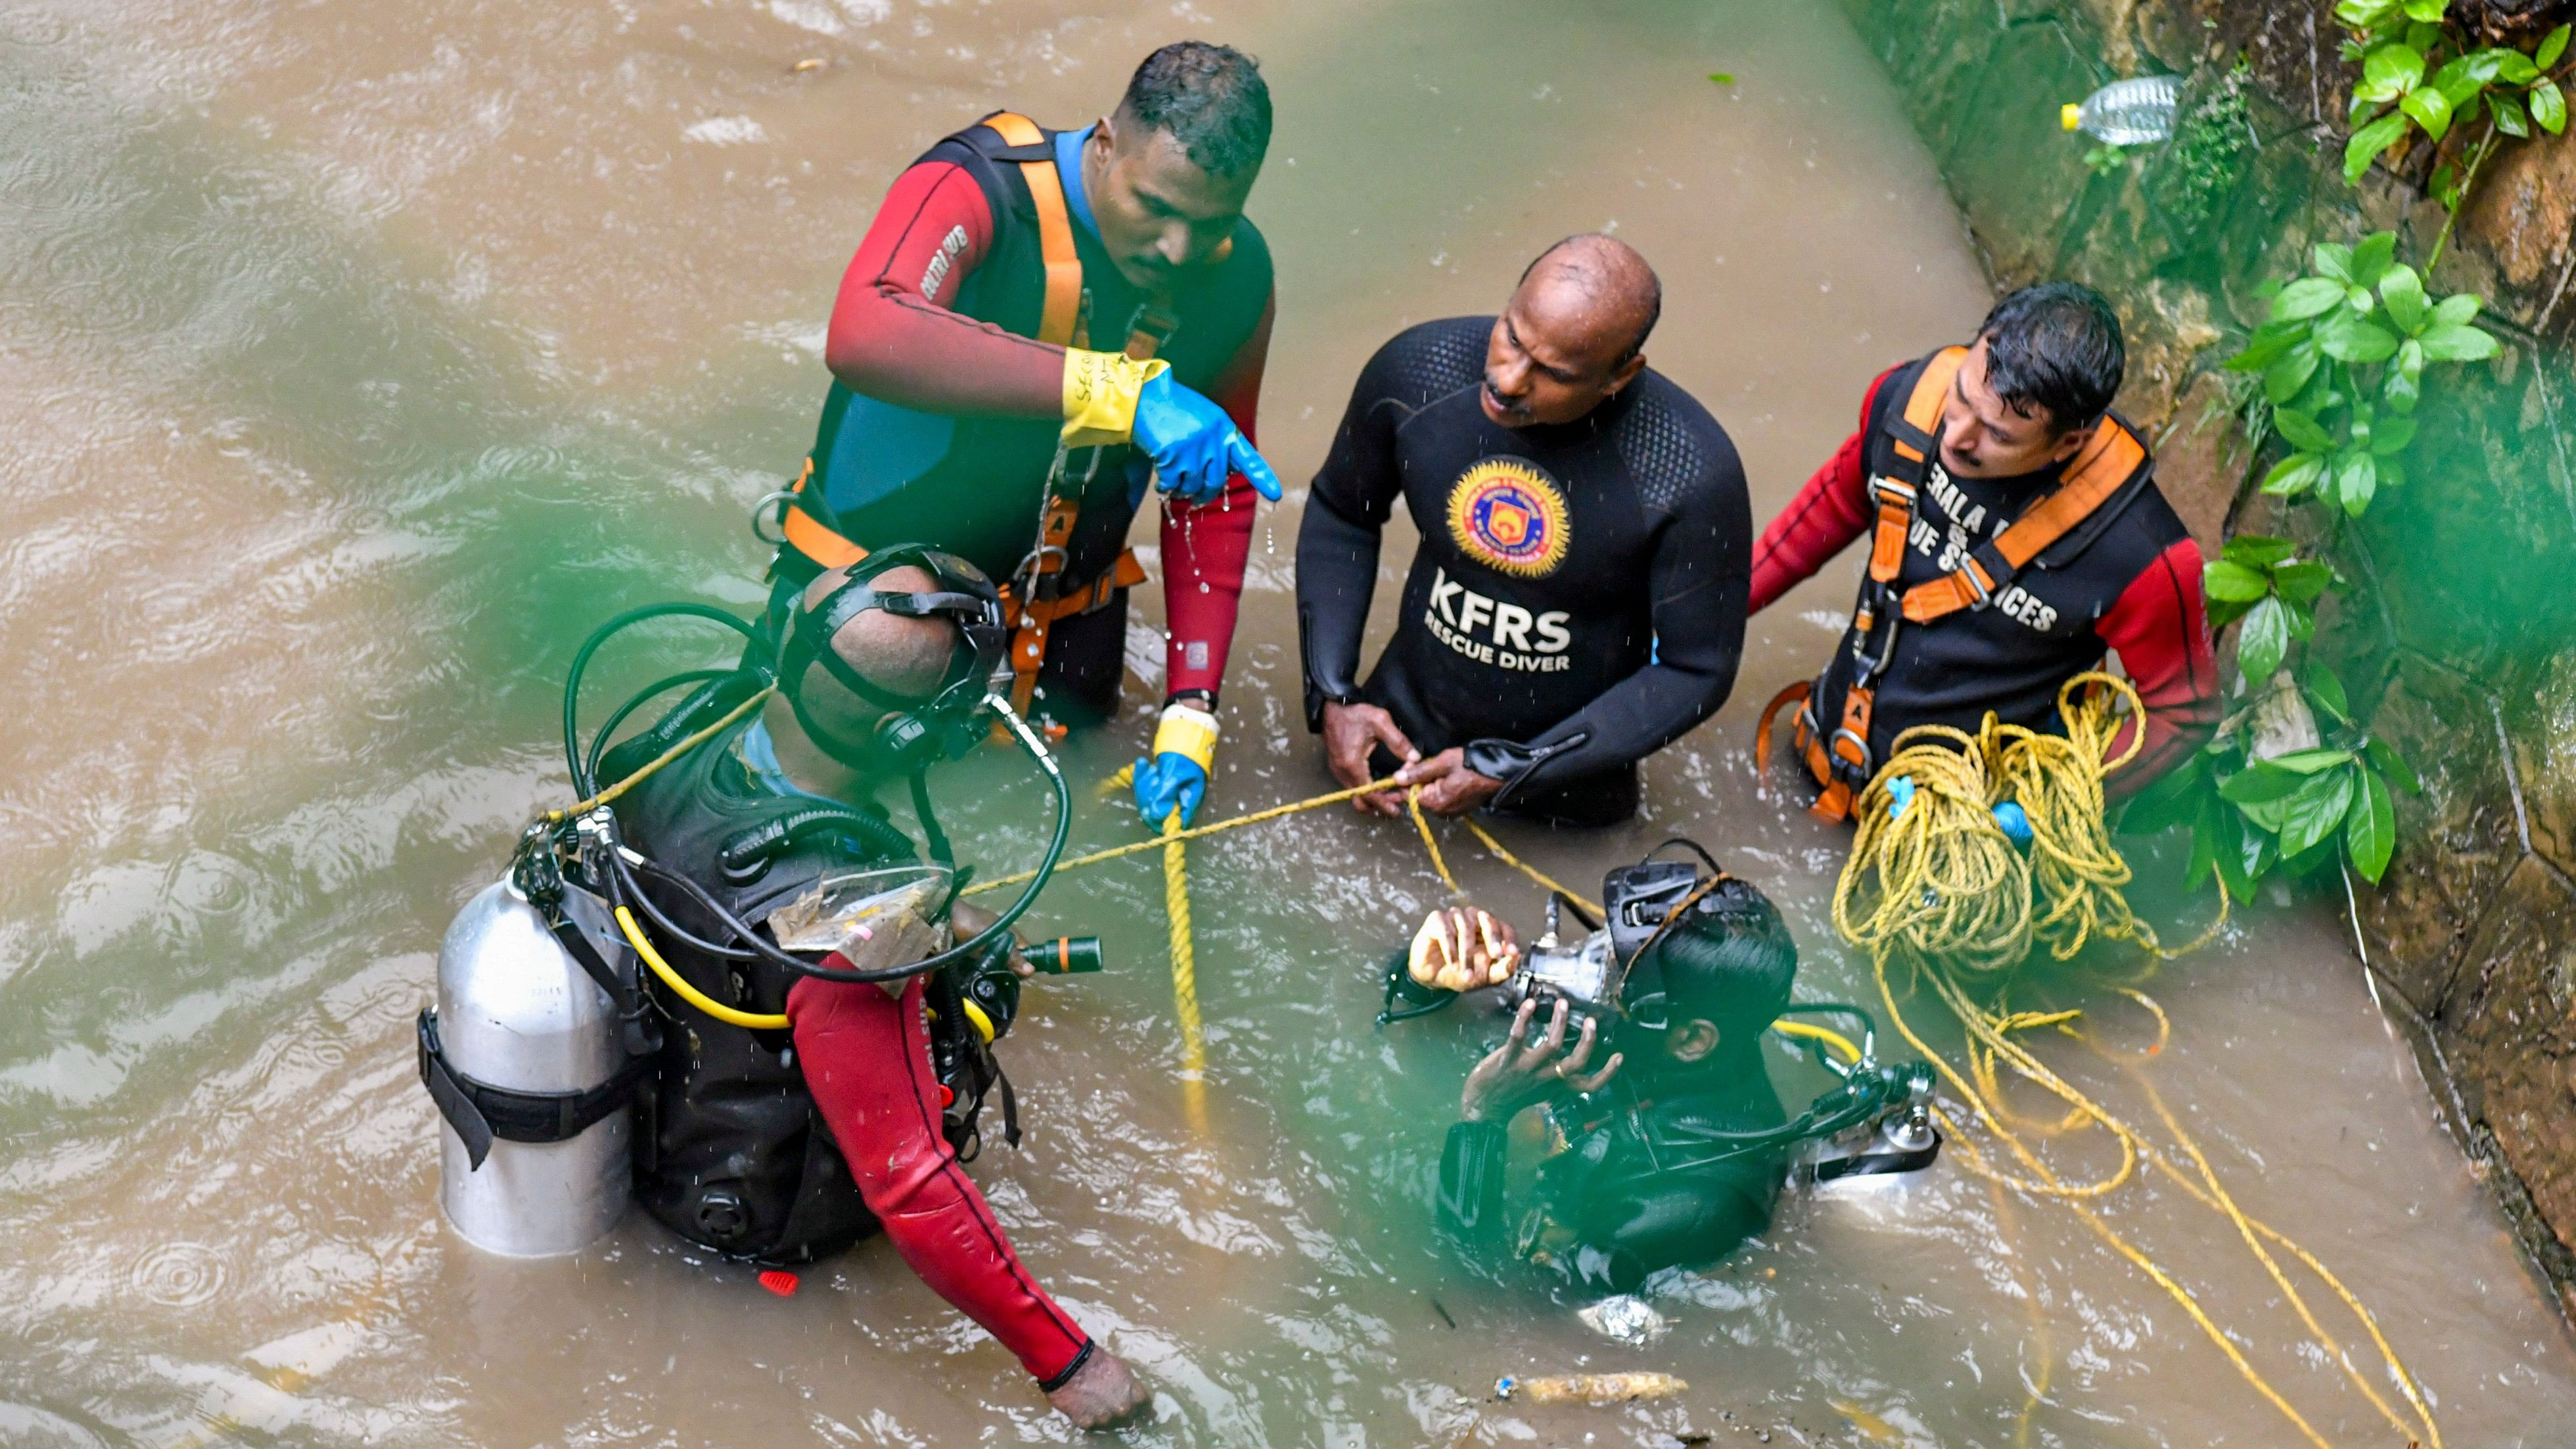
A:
[1837, 674, 2433, 1449]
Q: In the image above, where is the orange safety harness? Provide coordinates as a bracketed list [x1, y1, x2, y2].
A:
[1757, 345, 2148, 823]
[771, 112, 1165, 723]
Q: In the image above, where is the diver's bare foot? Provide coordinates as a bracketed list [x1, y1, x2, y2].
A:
[1047, 1347, 1149, 1429]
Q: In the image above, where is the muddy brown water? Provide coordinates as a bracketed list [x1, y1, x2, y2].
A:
[3, 1, 2573, 1444]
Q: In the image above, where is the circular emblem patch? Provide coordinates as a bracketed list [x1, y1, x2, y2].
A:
[1446, 460, 1569, 578]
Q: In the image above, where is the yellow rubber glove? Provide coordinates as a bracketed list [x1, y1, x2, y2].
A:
[1061, 348, 1172, 449]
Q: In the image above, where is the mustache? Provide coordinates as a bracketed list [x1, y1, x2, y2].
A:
[1481, 375, 1532, 414]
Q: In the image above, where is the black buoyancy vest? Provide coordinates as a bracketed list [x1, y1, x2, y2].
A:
[794, 116, 1274, 594]
[1808, 350, 2178, 764]
[603, 675, 932, 1266]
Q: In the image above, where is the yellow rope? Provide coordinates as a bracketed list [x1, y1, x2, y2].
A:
[961, 776, 1408, 896]
[1461, 816, 1603, 917]
[1408, 787, 1463, 896]
[1161, 812, 1207, 1134]
[546, 685, 777, 823]
[1831, 671, 2435, 1448]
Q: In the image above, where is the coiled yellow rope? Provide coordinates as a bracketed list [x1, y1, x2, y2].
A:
[1835, 671, 2436, 1449]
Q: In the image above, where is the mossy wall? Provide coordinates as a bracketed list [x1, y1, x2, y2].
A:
[1835, 0, 2576, 1312]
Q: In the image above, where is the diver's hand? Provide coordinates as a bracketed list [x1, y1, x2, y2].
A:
[1046, 1346, 1150, 1429]
[949, 901, 1033, 979]
[1132, 373, 1282, 505]
[1460, 998, 1622, 1123]
[1410, 906, 1521, 992]
[1396, 748, 1504, 817]
[1322, 701, 1415, 817]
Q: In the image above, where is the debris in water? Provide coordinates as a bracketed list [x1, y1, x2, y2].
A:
[758, 1270, 799, 1297]
[792, 57, 825, 73]
[1432, 1297, 1457, 1329]
[1576, 1295, 1668, 1345]
[1709, 72, 1736, 85]
[1494, 1372, 1688, 1404]
[1831, 1399, 1902, 1443]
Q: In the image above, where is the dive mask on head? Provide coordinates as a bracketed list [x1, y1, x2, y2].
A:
[1494, 839, 1736, 1034]
[776, 543, 1008, 772]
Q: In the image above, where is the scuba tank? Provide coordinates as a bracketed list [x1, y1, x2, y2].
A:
[422, 876, 643, 1257]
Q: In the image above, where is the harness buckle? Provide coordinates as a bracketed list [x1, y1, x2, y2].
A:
[1828, 727, 1875, 783]
[748, 490, 799, 547]
[1868, 474, 1917, 508]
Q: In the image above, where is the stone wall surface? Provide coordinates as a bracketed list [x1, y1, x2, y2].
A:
[1834, 0, 2576, 1309]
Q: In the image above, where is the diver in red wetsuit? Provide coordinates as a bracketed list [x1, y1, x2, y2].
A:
[1750, 283, 2217, 822]
[760, 41, 1281, 834]
[608, 552, 1151, 1428]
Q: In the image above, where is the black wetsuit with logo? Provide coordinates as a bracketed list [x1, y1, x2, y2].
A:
[1297, 317, 1751, 825]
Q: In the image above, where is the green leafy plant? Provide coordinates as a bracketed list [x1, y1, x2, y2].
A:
[2335, 1, 2569, 264]
[2084, 141, 2136, 174]
[2224, 230, 2498, 517]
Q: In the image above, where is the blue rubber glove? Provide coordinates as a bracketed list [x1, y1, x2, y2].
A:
[1993, 800, 2034, 850]
[1130, 373, 1283, 505]
[1133, 702, 1220, 829]
[1133, 752, 1208, 829]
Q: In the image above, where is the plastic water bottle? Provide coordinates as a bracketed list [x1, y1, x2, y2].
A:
[2061, 75, 2180, 145]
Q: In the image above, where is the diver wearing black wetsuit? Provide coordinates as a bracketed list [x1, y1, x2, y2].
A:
[1297, 315, 1751, 825]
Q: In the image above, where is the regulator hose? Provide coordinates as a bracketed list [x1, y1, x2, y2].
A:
[610, 694, 1073, 991]
[563, 603, 761, 796]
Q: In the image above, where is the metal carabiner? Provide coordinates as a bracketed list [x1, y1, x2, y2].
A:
[748, 490, 800, 546]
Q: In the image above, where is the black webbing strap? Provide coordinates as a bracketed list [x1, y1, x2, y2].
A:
[417, 1009, 655, 1170]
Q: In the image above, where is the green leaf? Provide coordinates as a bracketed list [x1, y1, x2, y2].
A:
[2378, 453, 2408, 489]
[2223, 534, 2299, 568]
[1708, 72, 1736, 85]
[2351, 231, 2399, 287]
[2280, 768, 2358, 859]
[2119, 757, 2206, 835]
[2461, 47, 2512, 85]
[2370, 414, 2419, 454]
[2347, 768, 2397, 881]
[2239, 595, 2291, 683]
[2237, 816, 2280, 889]
[2270, 407, 2336, 452]
[2360, 43, 2427, 101]
[2533, 78, 2566, 135]
[2400, 0, 2448, 19]
[2261, 451, 2327, 498]
[2334, 0, 2399, 26]
[2204, 559, 2274, 603]
[2318, 313, 2402, 363]
[2367, 736, 2422, 793]
[2307, 662, 2353, 723]
[2431, 292, 2481, 327]
[2313, 241, 2356, 281]
[2264, 342, 2324, 405]
[2494, 91, 2533, 137]
[2266, 747, 2357, 774]
[2272, 278, 2349, 321]
[2273, 560, 2335, 605]
[2220, 761, 2309, 804]
[2496, 51, 2542, 85]
[2345, 112, 2412, 181]
[2541, 23, 2571, 71]
[2335, 449, 2380, 514]
[2400, 84, 2454, 139]
[2379, 264, 2428, 333]
[2431, 55, 2483, 104]
[2418, 321, 2500, 361]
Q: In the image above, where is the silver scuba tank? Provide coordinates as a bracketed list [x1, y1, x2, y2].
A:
[430, 879, 632, 1256]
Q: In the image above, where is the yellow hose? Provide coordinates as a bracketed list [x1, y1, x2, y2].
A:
[616, 904, 791, 1030]
[1770, 1018, 1862, 1064]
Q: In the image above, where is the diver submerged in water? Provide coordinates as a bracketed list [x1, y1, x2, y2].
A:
[1418, 870, 1803, 1290]
[597, 551, 1149, 1427]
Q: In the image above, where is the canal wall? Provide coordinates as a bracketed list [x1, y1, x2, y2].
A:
[1833, 0, 2576, 1312]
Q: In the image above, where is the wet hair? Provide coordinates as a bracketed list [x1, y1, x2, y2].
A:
[1975, 282, 2125, 434]
[1521, 233, 1663, 367]
[1115, 41, 1272, 178]
[1643, 877, 1797, 1032]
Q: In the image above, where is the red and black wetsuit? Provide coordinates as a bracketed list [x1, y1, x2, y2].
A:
[1297, 318, 1752, 826]
[778, 116, 1273, 713]
[1753, 354, 2217, 789]
[607, 683, 1093, 1391]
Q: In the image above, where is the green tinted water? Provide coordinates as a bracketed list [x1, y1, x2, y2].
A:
[3, 1, 2573, 1444]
